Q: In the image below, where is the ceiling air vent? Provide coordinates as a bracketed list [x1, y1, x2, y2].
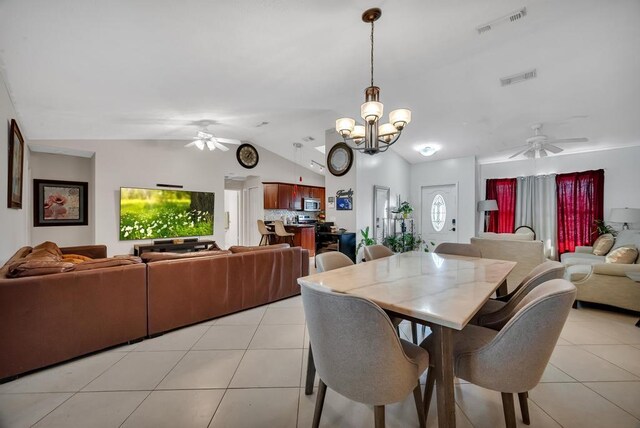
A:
[477, 7, 527, 34]
[500, 69, 537, 87]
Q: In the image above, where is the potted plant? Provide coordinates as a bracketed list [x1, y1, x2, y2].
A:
[356, 226, 376, 261]
[593, 219, 617, 237]
[397, 201, 413, 219]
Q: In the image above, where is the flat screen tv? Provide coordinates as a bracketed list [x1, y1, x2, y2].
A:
[119, 187, 214, 241]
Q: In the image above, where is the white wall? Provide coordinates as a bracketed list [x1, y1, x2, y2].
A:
[22, 139, 323, 255]
[479, 146, 640, 230]
[29, 152, 93, 246]
[324, 129, 357, 231]
[356, 146, 411, 236]
[0, 76, 29, 264]
[410, 156, 477, 244]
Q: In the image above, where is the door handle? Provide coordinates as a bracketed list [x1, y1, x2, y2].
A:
[449, 227, 456, 231]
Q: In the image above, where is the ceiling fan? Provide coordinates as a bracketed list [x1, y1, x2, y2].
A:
[184, 131, 242, 152]
[509, 123, 588, 159]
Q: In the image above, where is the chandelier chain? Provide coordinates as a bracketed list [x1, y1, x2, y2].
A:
[370, 21, 374, 87]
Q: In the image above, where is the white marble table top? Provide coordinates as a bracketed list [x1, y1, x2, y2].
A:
[299, 252, 516, 330]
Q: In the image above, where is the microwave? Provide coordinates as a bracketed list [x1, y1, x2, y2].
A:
[303, 198, 321, 211]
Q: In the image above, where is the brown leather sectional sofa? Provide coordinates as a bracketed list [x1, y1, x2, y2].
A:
[147, 245, 309, 335]
[0, 245, 147, 380]
[1, 244, 308, 380]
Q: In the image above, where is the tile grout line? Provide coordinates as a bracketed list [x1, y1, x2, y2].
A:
[207, 306, 270, 428]
[581, 381, 640, 423]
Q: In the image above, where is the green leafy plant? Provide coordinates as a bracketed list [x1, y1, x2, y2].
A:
[356, 226, 376, 254]
[423, 241, 436, 252]
[397, 201, 414, 218]
[383, 232, 424, 253]
[593, 219, 617, 237]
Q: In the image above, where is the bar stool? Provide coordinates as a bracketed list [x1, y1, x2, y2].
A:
[274, 220, 295, 245]
[257, 220, 275, 246]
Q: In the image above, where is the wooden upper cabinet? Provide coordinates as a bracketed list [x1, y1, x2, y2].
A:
[263, 182, 326, 211]
[263, 184, 279, 209]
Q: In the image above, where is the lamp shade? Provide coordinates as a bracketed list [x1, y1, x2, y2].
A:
[609, 208, 640, 224]
[389, 109, 412, 129]
[351, 125, 365, 139]
[477, 199, 498, 212]
[360, 101, 383, 123]
[335, 118, 356, 137]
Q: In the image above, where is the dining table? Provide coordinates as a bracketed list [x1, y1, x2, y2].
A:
[298, 251, 516, 428]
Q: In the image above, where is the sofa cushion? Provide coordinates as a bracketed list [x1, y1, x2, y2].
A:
[605, 245, 639, 264]
[611, 230, 640, 251]
[74, 256, 142, 271]
[229, 244, 290, 253]
[477, 232, 533, 241]
[592, 234, 615, 256]
[560, 252, 606, 265]
[0, 246, 33, 277]
[141, 250, 231, 263]
[6, 260, 75, 278]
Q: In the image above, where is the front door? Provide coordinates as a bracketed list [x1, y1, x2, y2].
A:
[421, 184, 458, 249]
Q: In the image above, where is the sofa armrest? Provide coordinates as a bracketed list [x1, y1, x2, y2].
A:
[61, 245, 108, 259]
[574, 246, 593, 254]
[592, 263, 640, 277]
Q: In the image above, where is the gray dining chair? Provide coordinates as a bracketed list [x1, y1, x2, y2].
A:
[301, 281, 430, 428]
[474, 261, 566, 330]
[363, 244, 394, 262]
[434, 242, 482, 258]
[363, 244, 419, 344]
[421, 279, 576, 428]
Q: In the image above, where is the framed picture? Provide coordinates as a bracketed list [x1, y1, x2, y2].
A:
[336, 196, 353, 211]
[7, 119, 24, 209]
[33, 179, 89, 227]
[327, 196, 335, 210]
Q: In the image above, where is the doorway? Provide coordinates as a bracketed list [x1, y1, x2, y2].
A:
[421, 184, 458, 247]
[373, 185, 390, 244]
[224, 190, 240, 247]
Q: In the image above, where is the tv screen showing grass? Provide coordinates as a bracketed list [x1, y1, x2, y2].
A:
[119, 187, 214, 240]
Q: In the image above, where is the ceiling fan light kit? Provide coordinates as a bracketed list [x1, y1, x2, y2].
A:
[508, 123, 589, 159]
[335, 8, 412, 156]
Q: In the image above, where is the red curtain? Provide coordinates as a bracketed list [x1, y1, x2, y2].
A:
[556, 169, 604, 254]
[485, 178, 517, 233]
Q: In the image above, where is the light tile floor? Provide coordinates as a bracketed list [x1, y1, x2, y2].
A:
[1, 297, 639, 428]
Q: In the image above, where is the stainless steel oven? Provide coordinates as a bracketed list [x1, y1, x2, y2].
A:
[303, 198, 321, 211]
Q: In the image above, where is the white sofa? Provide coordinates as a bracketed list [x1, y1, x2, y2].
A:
[562, 230, 640, 313]
[470, 233, 546, 291]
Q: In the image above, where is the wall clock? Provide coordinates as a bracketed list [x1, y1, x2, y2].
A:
[236, 143, 259, 169]
[327, 143, 354, 177]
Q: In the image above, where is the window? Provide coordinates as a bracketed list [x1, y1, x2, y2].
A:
[431, 194, 446, 231]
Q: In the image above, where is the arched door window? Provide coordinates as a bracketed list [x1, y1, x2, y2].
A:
[431, 194, 446, 232]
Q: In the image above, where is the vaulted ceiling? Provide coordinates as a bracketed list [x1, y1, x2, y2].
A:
[1, 0, 639, 169]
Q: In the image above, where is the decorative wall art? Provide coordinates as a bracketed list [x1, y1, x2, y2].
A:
[336, 188, 354, 211]
[327, 196, 335, 210]
[33, 179, 89, 227]
[7, 119, 24, 209]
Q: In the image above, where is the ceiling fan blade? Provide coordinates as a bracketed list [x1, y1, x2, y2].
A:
[539, 148, 548, 158]
[206, 140, 216, 151]
[544, 143, 563, 154]
[213, 141, 230, 152]
[214, 137, 241, 145]
[550, 137, 588, 143]
[509, 148, 529, 159]
[523, 149, 536, 159]
[184, 142, 195, 147]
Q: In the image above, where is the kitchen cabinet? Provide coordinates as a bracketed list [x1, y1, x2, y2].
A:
[285, 225, 316, 256]
[263, 183, 279, 209]
[263, 182, 326, 211]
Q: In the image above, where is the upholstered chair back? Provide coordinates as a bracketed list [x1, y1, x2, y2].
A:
[316, 252, 353, 273]
[257, 220, 270, 235]
[434, 243, 482, 258]
[301, 282, 425, 404]
[456, 279, 576, 393]
[363, 244, 394, 262]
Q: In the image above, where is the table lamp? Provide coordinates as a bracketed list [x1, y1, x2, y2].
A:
[609, 208, 640, 230]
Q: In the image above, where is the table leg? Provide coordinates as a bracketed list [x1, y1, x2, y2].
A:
[305, 343, 316, 395]
[496, 279, 508, 298]
[433, 325, 455, 428]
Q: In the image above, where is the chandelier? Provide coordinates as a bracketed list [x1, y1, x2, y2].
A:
[335, 8, 412, 155]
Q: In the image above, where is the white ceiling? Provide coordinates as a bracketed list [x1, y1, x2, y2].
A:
[1, 0, 639, 168]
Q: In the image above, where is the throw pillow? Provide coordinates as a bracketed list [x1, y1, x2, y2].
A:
[74, 256, 142, 271]
[0, 246, 33, 277]
[592, 234, 615, 256]
[62, 254, 94, 264]
[605, 245, 639, 264]
[6, 260, 75, 278]
[32, 241, 63, 258]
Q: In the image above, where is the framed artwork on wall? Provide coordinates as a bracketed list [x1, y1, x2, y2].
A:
[33, 179, 89, 227]
[7, 119, 25, 209]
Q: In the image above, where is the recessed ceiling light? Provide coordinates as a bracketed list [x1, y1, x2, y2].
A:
[419, 146, 439, 157]
[315, 145, 326, 154]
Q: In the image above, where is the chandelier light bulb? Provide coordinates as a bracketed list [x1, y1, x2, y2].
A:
[390, 109, 412, 130]
[361, 101, 383, 124]
[336, 118, 356, 137]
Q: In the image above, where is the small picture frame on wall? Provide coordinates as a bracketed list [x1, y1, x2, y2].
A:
[327, 196, 335, 209]
[7, 119, 25, 209]
[33, 179, 89, 227]
[336, 197, 352, 211]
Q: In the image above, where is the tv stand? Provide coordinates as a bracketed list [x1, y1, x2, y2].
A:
[133, 239, 217, 256]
